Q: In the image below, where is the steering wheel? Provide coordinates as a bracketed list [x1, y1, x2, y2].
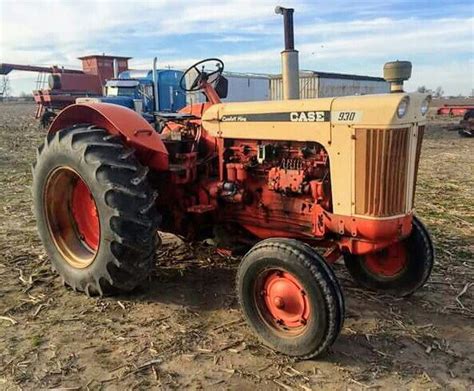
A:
[179, 58, 224, 92]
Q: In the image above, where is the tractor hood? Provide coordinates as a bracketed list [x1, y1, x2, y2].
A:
[201, 93, 430, 141]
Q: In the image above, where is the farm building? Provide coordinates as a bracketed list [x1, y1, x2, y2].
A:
[269, 70, 390, 100]
[187, 69, 389, 103]
[186, 71, 270, 104]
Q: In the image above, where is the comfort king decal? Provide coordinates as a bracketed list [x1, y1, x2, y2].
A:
[220, 111, 331, 122]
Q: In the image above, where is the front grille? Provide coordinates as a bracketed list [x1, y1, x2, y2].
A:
[355, 128, 410, 216]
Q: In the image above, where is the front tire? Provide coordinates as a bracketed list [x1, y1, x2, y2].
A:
[237, 238, 344, 359]
[344, 216, 434, 297]
[32, 125, 160, 296]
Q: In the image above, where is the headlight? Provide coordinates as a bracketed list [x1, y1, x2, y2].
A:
[420, 96, 431, 116]
[397, 96, 410, 118]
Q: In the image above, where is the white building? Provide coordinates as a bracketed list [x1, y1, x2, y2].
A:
[186, 70, 389, 103]
[269, 70, 389, 100]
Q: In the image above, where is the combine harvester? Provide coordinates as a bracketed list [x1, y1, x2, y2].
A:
[0, 55, 187, 127]
[31, 6, 434, 358]
[0, 55, 129, 126]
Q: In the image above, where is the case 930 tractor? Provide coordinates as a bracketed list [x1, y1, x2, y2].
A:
[32, 57, 434, 358]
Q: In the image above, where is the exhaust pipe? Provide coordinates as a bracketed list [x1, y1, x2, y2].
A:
[153, 57, 159, 112]
[275, 6, 299, 100]
[113, 59, 119, 78]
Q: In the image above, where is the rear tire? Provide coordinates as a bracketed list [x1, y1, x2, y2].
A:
[343, 216, 434, 297]
[32, 125, 160, 296]
[237, 238, 344, 359]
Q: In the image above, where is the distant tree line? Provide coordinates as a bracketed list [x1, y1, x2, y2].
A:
[417, 85, 445, 98]
[0, 76, 34, 101]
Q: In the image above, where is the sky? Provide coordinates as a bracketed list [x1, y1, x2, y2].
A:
[1, 0, 473, 96]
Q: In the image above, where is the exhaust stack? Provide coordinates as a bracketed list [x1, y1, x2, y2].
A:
[153, 57, 159, 112]
[275, 6, 299, 100]
[113, 59, 119, 78]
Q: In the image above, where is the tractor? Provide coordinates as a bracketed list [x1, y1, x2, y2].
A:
[32, 56, 433, 359]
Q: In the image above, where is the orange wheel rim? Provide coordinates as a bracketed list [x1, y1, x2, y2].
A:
[44, 167, 100, 268]
[71, 179, 100, 250]
[364, 242, 407, 277]
[256, 270, 310, 333]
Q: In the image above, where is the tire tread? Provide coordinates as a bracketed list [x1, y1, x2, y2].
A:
[33, 125, 160, 296]
[237, 238, 344, 359]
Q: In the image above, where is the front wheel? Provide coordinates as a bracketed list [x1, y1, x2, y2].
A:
[237, 238, 344, 359]
[32, 125, 160, 296]
[344, 216, 434, 297]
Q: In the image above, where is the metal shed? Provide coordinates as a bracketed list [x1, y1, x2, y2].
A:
[185, 69, 389, 103]
[186, 71, 270, 105]
[270, 70, 389, 100]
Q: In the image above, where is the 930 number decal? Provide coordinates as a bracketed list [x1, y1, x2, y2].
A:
[333, 111, 362, 122]
[338, 111, 356, 121]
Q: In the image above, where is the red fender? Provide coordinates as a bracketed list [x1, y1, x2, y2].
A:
[49, 102, 169, 170]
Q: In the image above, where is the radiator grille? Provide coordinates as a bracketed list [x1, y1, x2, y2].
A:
[355, 128, 410, 216]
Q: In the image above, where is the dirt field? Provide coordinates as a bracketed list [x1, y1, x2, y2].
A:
[0, 102, 473, 390]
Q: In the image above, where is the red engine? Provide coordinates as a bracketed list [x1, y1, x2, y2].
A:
[214, 139, 332, 239]
[156, 118, 332, 243]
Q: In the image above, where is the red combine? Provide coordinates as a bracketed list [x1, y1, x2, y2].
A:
[0, 55, 130, 126]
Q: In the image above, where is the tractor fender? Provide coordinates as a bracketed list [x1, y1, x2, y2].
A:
[49, 102, 169, 170]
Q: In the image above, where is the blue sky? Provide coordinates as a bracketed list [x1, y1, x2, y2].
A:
[1, 0, 473, 96]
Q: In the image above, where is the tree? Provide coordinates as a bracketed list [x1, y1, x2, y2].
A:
[417, 86, 427, 93]
[434, 86, 444, 98]
[0, 76, 11, 98]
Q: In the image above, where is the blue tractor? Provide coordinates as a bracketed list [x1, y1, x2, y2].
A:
[78, 58, 187, 128]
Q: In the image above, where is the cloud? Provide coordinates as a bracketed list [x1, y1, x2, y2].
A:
[405, 60, 474, 96]
[202, 36, 258, 43]
[297, 17, 473, 61]
[1, 0, 472, 95]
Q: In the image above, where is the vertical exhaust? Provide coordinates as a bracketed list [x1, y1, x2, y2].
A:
[113, 59, 119, 78]
[153, 57, 159, 112]
[275, 6, 299, 100]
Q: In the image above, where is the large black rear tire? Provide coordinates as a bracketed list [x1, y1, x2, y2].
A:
[237, 238, 344, 359]
[32, 125, 160, 296]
